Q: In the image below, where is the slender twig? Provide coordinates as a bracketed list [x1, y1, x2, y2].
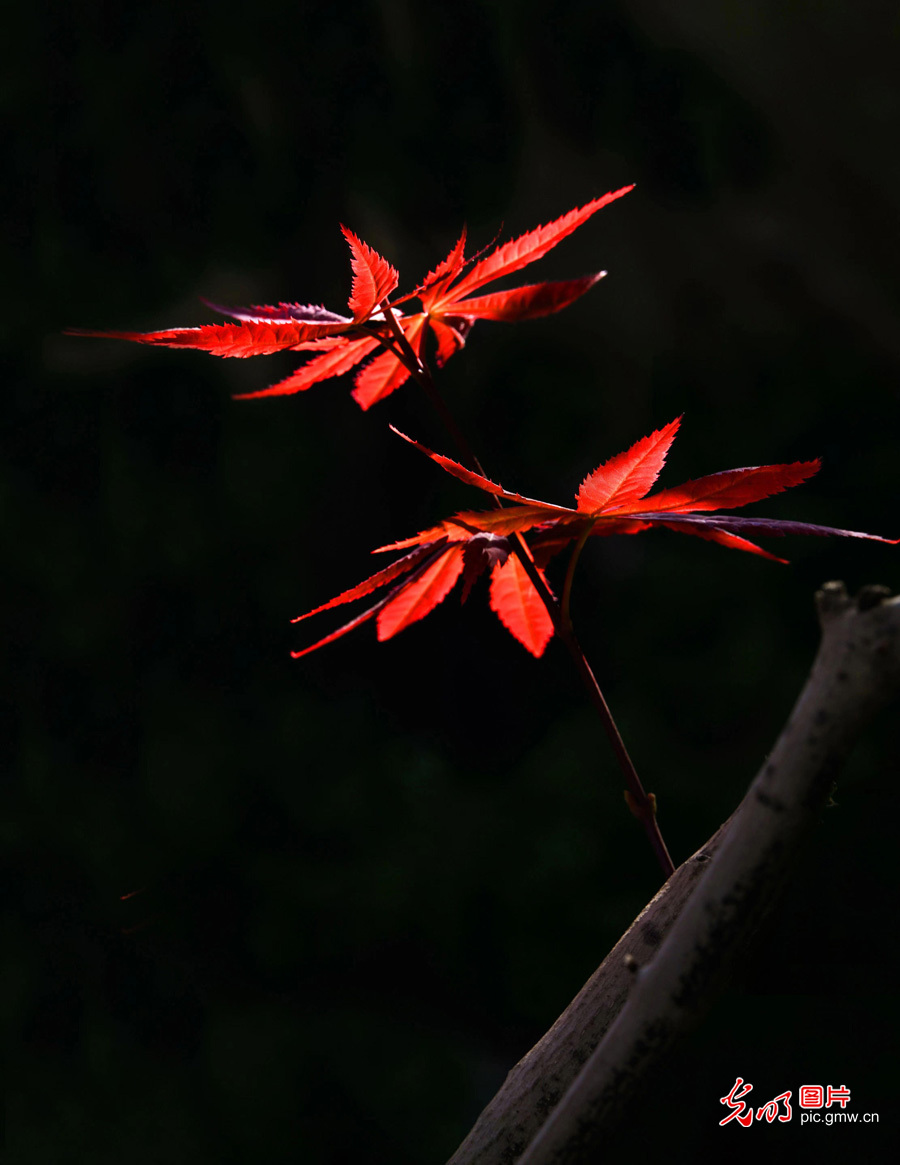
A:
[377, 302, 488, 476]
[360, 322, 407, 363]
[369, 305, 675, 878]
[561, 524, 593, 632]
[506, 539, 675, 879]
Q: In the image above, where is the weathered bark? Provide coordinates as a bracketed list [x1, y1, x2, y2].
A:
[450, 582, 900, 1165]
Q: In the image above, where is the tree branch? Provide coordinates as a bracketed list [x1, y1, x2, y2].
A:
[449, 581, 900, 1165]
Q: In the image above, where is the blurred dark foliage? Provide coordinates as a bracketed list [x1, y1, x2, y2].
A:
[4, 1, 899, 1161]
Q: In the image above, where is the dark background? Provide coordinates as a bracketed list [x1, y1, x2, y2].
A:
[5, 1, 899, 1161]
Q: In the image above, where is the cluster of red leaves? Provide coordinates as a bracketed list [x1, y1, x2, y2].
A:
[291, 418, 898, 658]
[68, 190, 897, 662]
[68, 187, 633, 410]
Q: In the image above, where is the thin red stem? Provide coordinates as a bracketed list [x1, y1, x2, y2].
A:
[371, 308, 675, 879]
[561, 524, 593, 632]
[507, 537, 675, 879]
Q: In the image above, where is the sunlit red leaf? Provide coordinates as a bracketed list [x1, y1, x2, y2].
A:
[233, 335, 380, 399]
[350, 350, 409, 410]
[448, 186, 634, 300]
[389, 427, 572, 512]
[341, 226, 400, 320]
[447, 274, 605, 322]
[291, 543, 443, 623]
[577, 417, 682, 513]
[66, 319, 346, 357]
[290, 596, 391, 659]
[489, 554, 554, 657]
[625, 460, 821, 515]
[202, 300, 352, 326]
[376, 546, 465, 640]
[413, 229, 468, 306]
[290, 547, 450, 658]
[372, 520, 467, 553]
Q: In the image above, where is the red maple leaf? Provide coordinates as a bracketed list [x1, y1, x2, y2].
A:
[66, 187, 633, 410]
[384, 418, 898, 566]
[291, 418, 896, 661]
[290, 530, 555, 660]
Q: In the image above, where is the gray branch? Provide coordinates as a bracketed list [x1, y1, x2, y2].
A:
[449, 582, 900, 1165]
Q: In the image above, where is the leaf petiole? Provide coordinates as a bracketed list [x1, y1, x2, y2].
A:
[377, 300, 489, 477]
[561, 522, 594, 632]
